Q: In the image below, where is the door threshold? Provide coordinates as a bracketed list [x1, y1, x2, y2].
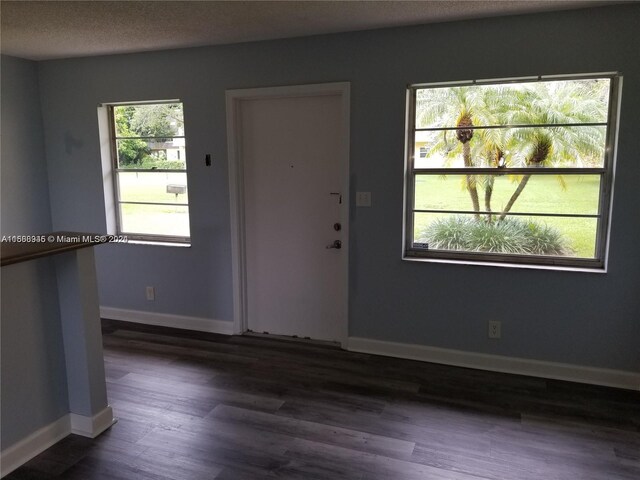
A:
[243, 331, 341, 349]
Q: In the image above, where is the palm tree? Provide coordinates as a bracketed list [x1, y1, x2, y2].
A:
[417, 86, 499, 220]
[416, 79, 608, 224]
[454, 108, 481, 216]
[497, 134, 551, 221]
[497, 80, 608, 221]
[479, 146, 505, 222]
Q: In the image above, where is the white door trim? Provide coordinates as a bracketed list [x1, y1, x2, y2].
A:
[225, 82, 350, 346]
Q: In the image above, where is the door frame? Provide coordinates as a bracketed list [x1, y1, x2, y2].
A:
[225, 82, 350, 346]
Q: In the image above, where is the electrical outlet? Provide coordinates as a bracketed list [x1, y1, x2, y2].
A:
[146, 286, 155, 301]
[488, 320, 501, 339]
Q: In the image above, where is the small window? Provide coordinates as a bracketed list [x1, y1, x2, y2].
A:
[108, 102, 190, 243]
[404, 74, 620, 269]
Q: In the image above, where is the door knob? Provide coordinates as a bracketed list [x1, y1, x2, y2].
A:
[326, 240, 342, 249]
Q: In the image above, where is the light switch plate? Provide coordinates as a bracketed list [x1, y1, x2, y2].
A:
[356, 191, 372, 207]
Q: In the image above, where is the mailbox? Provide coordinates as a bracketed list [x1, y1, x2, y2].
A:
[166, 184, 187, 195]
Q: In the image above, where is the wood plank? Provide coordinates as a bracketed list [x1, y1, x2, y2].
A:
[6, 320, 639, 480]
[207, 404, 416, 459]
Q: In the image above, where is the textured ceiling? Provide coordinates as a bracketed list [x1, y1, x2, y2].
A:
[0, 0, 626, 60]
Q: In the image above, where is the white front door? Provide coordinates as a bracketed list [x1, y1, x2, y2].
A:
[227, 84, 349, 344]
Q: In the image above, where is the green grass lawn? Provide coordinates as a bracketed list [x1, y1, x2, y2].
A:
[118, 172, 190, 237]
[115, 171, 599, 256]
[414, 174, 600, 258]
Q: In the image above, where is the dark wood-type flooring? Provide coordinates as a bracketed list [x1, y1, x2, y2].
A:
[8, 320, 640, 479]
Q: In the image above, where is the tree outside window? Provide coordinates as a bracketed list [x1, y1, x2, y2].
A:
[405, 75, 619, 269]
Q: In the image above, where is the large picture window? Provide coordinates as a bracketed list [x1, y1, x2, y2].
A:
[404, 74, 620, 269]
[108, 101, 190, 243]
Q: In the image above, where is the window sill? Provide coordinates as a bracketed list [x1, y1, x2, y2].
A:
[120, 240, 191, 248]
[402, 255, 607, 274]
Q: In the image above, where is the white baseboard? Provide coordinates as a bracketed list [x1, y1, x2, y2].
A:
[0, 415, 70, 477]
[0, 407, 116, 477]
[100, 307, 234, 335]
[347, 337, 640, 391]
[70, 406, 116, 438]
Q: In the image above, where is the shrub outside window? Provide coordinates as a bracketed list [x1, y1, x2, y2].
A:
[403, 74, 620, 269]
[108, 101, 190, 243]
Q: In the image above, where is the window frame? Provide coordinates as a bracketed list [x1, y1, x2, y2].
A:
[403, 73, 621, 270]
[107, 100, 191, 244]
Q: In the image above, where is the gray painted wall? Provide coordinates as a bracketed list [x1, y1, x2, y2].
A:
[1, 260, 69, 448]
[1, 56, 53, 235]
[1, 56, 69, 448]
[37, 5, 640, 371]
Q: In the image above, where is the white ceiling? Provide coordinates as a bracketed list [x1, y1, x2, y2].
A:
[0, 0, 628, 61]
